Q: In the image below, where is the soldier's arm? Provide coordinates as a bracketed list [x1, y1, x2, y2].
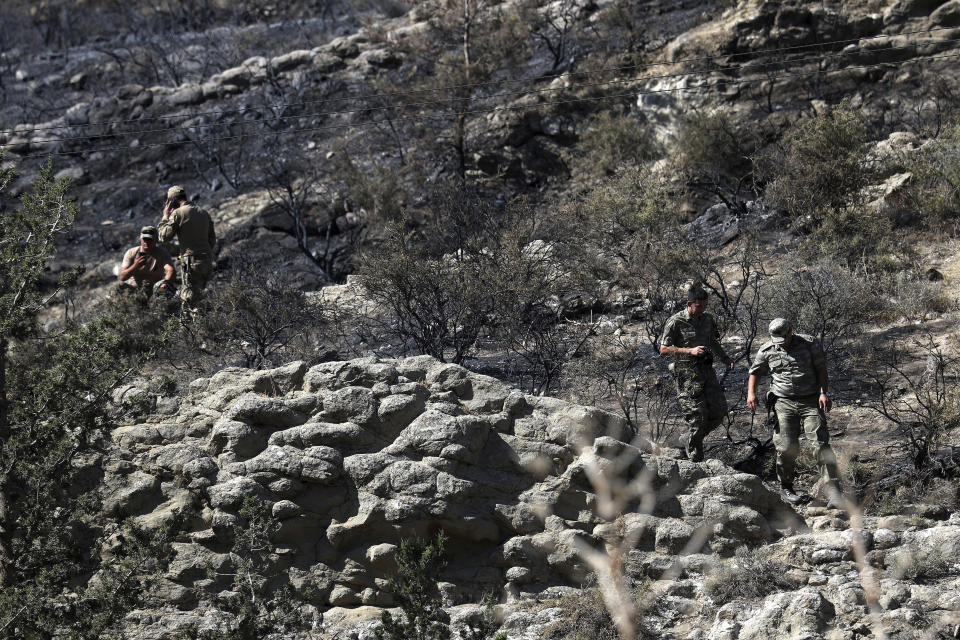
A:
[660, 344, 693, 356]
[746, 351, 769, 412]
[812, 342, 831, 410]
[118, 251, 137, 281]
[157, 250, 176, 284]
[747, 374, 761, 413]
[158, 211, 178, 244]
[658, 320, 685, 356]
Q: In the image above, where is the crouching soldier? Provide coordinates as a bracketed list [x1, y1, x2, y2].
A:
[118, 226, 176, 300]
[158, 185, 216, 317]
[747, 318, 843, 508]
[659, 285, 735, 462]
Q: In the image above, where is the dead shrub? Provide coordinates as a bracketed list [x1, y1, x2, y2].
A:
[862, 334, 960, 471]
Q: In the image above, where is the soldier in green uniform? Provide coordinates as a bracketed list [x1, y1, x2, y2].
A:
[659, 285, 734, 462]
[747, 318, 842, 507]
[158, 185, 216, 317]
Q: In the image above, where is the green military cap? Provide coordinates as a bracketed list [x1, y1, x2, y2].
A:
[140, 225, 159, 240]
[167, 185, 186, 201]
[769, 318, 792, 345]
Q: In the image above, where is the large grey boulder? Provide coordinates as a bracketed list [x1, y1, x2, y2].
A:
[109, 355, 806, 638]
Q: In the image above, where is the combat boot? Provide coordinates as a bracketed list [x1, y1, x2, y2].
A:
[780, 484, 803, 505]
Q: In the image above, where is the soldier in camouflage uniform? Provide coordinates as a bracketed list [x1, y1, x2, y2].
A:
[747, 318, 842, 508]
[659, 285, 734, 462]
[117, 226, 176, 302]
[158, 185, 216, 317]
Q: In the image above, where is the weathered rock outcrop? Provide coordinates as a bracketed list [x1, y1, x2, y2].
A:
[109, 356, 799, 637]
[105, 354, 960, 639]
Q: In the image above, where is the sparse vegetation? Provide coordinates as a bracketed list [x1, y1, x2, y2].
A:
[863, 334, 960, 471]
[579, 110, 662, 177]
[902, 124, 960, 228]
[199, 497, 311, 640]
[375, 532, 450, 640]
[198, 265, 326, 370]
[6, 2, 960, 639]
[704, 546, 794, 605]
[763, 102, 873, 225]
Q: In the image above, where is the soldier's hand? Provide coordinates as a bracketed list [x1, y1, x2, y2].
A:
[819, 393, 832, 413]
[133, 254, 148, 268]
[746, 393, 757, 413]
[690, 345, 706, 357]
[162, 201, 173, 218]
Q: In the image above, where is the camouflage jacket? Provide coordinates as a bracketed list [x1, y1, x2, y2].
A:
[158, 204, 216, 257]
[749, 334, 827, 398]
[659, 309, 731, 369]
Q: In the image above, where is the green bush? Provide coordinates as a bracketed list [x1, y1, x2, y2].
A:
[762, 255, 879, 370]
[762, 102, 874, 229]
[805, 204, 900, 271]
[704, 546, 793, 605]
[0, 161, 180, 638]
[580, 110, 662, 176]
[199, 497, 309, 640]
[376, 533, 449, 640]
[901, 124, 960, 229]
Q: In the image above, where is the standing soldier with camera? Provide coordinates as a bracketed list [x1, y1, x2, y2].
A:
[158, 185, 216, 318]
[659, 285, 735, 462]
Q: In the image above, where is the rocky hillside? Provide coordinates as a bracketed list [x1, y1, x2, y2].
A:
[106, 356, 960, 638]
[2, 0, 960, 302]
[2, 0, 960, 638]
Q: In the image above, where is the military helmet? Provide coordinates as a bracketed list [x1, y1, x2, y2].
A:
[167, 185, 186, 201]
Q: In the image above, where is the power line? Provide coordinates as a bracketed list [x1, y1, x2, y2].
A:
[12, 35, 960, 149]
[2, 23, 957, 137]
[10, 49, 959, 160]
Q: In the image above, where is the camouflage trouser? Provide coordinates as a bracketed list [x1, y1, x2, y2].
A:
[773, 395, 840, 486]
[674, 364, 728, 461]
[178, 255, 213, 308]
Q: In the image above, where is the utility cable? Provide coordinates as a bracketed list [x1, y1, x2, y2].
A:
[2, 23, 958, 137]
[10, 49, 959, 160]
[11, 36, 960, 148]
